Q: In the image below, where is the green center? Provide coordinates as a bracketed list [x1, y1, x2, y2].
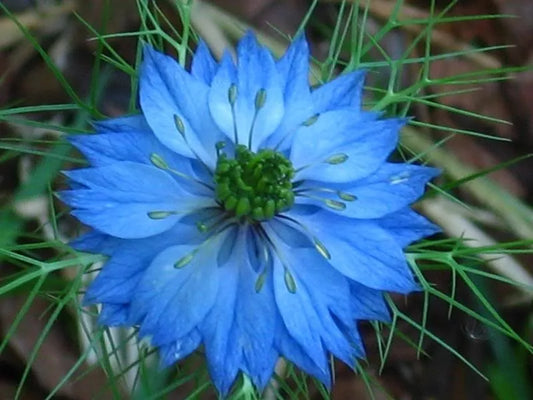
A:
[214, 144, 295, 221]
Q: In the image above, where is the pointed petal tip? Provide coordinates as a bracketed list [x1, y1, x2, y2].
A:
[209, 367, 241, 397]
[346, 67, 367, 80]
[59, 168, 72, 178]
[242, 28, 257, 41]
[289, 32, 309, 50]
[52, 189, 65, 201]
[390, 278, 423, 295]
[81, 291, 98, 307]
[65, 134, 81, 145]
[56, 189, 80, 207]
[89, 120, 110, 132]
[394, 116, 412, 127]
[283, 32, 310, 65]
[220, 49, 235, 67]
[141, 43, 178, 72]
[426, 221, 443, 236]
[426, 166, 442, 179]
[195, 38, 208, 50]
[141, 42, 156, 57]
[68, 233, 96, 252]
[237, 29, 264, 54]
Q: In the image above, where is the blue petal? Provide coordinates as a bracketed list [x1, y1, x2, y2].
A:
[349, 282, 391, 322]
[191, 40, 217, 85]
[264, 35, 314, 151]
[342, 163, 439, 218]
[201, 251, 241, 395]
[290, 112, 403, 183]
[233, 231, 278, 389]
[311, 70, 366, 112]
[73, 217, 203, 257]
[98, 303, 130, 326]
[199, 228, 280, 394]
[140, 45, 223, 167]
[292, 254, 365, 365]
[378, 207, 441, 247]
[132, 232, 229, 345]
[68, 130, 212, 197]
[86, 272, 141, 305]
[61, 162, 215, 238]
[208, 32, 284, 151]
[159, 330, 202, 366]
[92, 114, 151, 133]
[276, 326, 332, 387]
[266, 237, 364, 367]
[70, 230, 118, 255]
[84, 222, 202, 305]
[69, 128, 196, 174]
[272, 254, 329, 373]
[265, 218, 311, 248]
[206, 52, 237, 139]
[283, 209, 419, 293]
[296, 163, 439, 218]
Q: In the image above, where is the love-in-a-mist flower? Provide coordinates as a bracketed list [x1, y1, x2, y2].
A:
[62, 32, 439, 395]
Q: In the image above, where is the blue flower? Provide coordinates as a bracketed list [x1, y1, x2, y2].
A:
[62, 32, 439, 395]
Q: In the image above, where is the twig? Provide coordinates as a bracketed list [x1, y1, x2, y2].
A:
[323, 0, 503, 69]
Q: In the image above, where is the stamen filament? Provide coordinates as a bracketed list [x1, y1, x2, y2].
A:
[196, 213, 231, 234]
[172, 114, 212, 175]
[292, 152, 349, 176]
[295, 186, 357, 202]
[276, 215, 331, 261]
[228, 84, 239, 145]
[255, 224, 298, 293]
[173, 221, 235, 269]
[273, 113, 320, 151]
[298, 193, 346, 211]
[248, 88, 267, 149]
[150, 153, 214, 191]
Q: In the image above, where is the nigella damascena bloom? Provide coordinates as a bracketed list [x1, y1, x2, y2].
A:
[62, 32, 439, 394]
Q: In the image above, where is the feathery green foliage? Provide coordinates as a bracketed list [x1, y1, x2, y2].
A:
[0, 0, 531, 398]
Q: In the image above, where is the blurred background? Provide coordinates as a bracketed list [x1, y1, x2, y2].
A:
[0, 0, 532, 399]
